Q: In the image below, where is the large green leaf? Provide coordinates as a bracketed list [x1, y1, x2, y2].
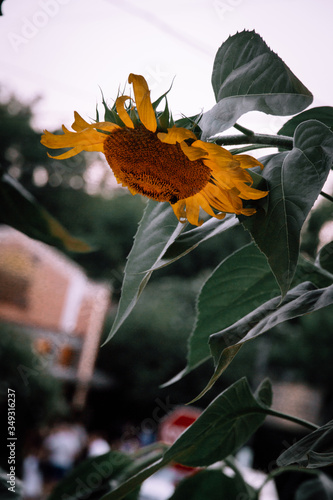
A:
[164, 243, 279, 387]
[208, 282, 333, 393]
[241, 120, 333, 296]
[165, 241, 331, 392]
[163, 378, 272, 467]
[278, 106, 333, 137]
[277, 420, 333, 469]
[200, 30, 312, 138]
[169, 469, 256, 500]
[103, 379, 271, 500]
[106, 200, 184, 342]
[0, 174, 90, 252]
[150, 214, 238, 271]
[295, 474, 333, 500]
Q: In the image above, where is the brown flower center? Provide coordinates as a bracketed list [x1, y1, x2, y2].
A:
[103, 126, 211, 203]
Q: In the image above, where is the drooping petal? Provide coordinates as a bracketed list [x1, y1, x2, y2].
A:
[71, 112, 119, 133]
[128, 73, 157, 132]
[184, 196, 202, 226]
[196, 191, 226, 220]
[116, 95, 135, 128]
[235, 182, 269, 200]
[71, 111, 91, 131]
[180, 141, 208, 161]
[171, 200, 187, 222]
[41, 115, 120, 159]
[158, 126, 197, 145]
[193, 140, 233, 159]
[203, 182, 243, 213]
[46, 143, 104, 160]
[233, 153, 264, 170]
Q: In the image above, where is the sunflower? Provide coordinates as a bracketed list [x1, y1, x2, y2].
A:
[41, 74, 268, 226]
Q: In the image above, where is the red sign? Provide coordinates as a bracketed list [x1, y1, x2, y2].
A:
[159, 406, 201, 444]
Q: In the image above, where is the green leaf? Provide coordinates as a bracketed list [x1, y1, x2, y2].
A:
[48, 451, 137, 500]
[241, 120, 333, 296]
[278, 106, 333, 137]
[163, 242, 279, 387]
[277, 420, 333, 469]
[163, 378, 272, 467]
[105, 200, 184, 342]
[200, 30, 312, 138]
[0, 469, 22, 500]
[0, 174, 91, 253]
[318, 242, 333, 275]
[101, 380, 270, 499]
[150, 214, 238, 271]
[295, 474, 333, 500]
[209, 282, 333, 393]
[169, 469, 256, 500]
[295, 255, 333, 289]
[100, 458, 168, 500]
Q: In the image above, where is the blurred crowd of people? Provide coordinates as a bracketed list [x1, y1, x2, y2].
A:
[22, 420, 111, 500]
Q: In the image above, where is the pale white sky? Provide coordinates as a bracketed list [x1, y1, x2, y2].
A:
[1, 0, 332, 134]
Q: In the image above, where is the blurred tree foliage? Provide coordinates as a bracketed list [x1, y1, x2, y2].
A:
[0, 323, 66, 469]
[0, 92, 87, 189]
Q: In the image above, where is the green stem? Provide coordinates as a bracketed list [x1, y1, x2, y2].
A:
[212, 132, 294, 150]
[233, 123, 255, 136]
[264, 407, 319, 431]
[101, 456, 171, 500]
[224, 456, 257, 499]
[257, 465, 319, 495]
[320, 191, 333, 203]
[229, 144, 274, 154]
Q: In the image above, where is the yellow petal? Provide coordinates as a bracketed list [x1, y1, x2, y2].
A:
[158, 126, 197, 144]
[71, 112, 119, 133]
[184, 197, 202, 226]
[72, 111, 91, 131]
[193, 140, 233, 160]
[116, 95, 134, 128]
[41, 115, 120, 160]
[236, 183, 269, 200]
[204, 182, 243, 213]
[234, 154, 264, 170]
[180, 141, 208, 161]
[42, 127, 106, 149]
[46, 143, 105, 159]
[170, 200, 187, 223]
[47, 146, 85, 160]
[128, 73, 157, 132]
[195, 192, 225, 220]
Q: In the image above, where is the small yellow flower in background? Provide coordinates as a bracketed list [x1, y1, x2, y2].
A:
[41, 74, 268, 226]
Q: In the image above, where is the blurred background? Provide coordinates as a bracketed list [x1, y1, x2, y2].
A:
[0, 1, 332, 499]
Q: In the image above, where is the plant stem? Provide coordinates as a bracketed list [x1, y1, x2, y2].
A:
[224, 456, 257, 499]
[264, 407, 319, 431]
[233, 123, 255, 136]
[320, 191, 333, 203]
[257, 465, 319, 495]
[229, 144, 274, 155]
[212, 132, 294, 150]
